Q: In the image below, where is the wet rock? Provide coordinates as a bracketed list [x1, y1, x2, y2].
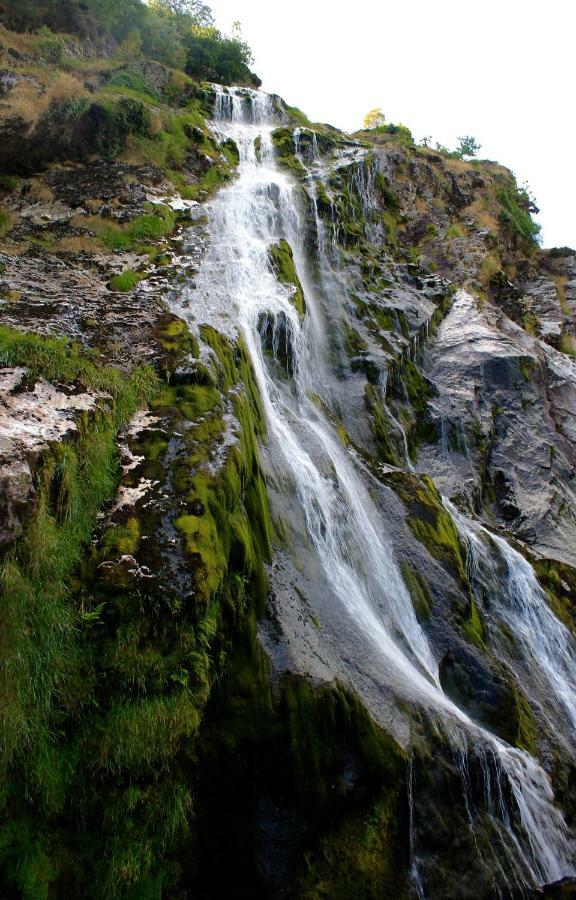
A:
[0, 367, 108, 550]
[416, 291, 576, 567]
[20, 200, 77, 226]
[439, 645, 518, 744]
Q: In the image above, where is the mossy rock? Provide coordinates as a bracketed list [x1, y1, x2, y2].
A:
[364, 383, 402, 466]
[461, 598, 485, 648]
[382, 472, 469, 588]
[401, 560, 433, 623]
[271, 127, 307, 177]
[154, 312, 200, 375]
[267, 239, 306, 316]
[439, 646, 536, 752]
[107, 268, 143, 292]
[533, 557, 576, 634]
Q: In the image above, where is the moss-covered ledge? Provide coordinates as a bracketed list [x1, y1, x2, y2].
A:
[268, 238, 306, 316]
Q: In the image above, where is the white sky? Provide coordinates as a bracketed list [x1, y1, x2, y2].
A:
[208, 0, 575, 249]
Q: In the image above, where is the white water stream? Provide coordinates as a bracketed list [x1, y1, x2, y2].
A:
[177, 86, 575, 892]
[447, 499, 576, 734]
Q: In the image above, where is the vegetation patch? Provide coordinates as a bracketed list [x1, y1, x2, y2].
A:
[497, 186, 541, 245]
[107, 268, 143, 292]
[401, 560, 433, 622]
[268, 239, 306, 315]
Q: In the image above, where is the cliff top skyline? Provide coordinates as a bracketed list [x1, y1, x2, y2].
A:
[209, 0, 575, 249]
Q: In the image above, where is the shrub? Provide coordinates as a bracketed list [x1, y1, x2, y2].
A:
[498, 186, 541, 244]
[0, 175, 18, 192]
[107, 70, 158, 99]
[373, 122, 414, 145]
[115, 97, 151, 137]
[184, 33, 255, 84]
[456, 135, 481, 158]
[92, 98, 151, 157]
[37, 25, 65, 63]
[42, 95, 90, 125]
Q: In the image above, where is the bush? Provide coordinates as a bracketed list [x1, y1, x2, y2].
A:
[456, 135, 481, 158]
[0, 175, 18, 192]
[115, 97, 151, 136]
[107, 70, 158, 99]
[92, 98, 151, 157]
[498, 187, 541, 244]
[42, 96, 90, 125]
[37, 25, 65, 63]
[373, 122, 414, 145]
[184, 33, 255, 84]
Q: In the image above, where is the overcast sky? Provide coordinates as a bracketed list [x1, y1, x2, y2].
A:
[208, 0, 575, 249]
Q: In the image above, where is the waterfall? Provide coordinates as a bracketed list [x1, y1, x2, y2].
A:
[174, 85, 575, 893]
[447, 499, 576, 734]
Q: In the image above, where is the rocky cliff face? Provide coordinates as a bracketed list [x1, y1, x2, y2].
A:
[0, 25, 575, 900]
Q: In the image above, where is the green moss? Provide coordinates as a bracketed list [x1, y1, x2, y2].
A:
[532, 558, 576, 634]
[0, 329, 159, 788]
[387, 359, 436, 458]
[515, 689, 538, 755]
[294, 793, 409, 899]
[373, 306, 398, 331]
[268, 239, 306, 315]
[155, 315, 200, 374]
[328, 171, 367, 248]
[270, 127, 307, 177]
[364, 383, 402, 466]
[461, 599, 485, 649]
[108, 268, 143, 292]
[164, 331, 270, 608]
[343, 321, 368, 357]
[102, 517, 141, 557]
[385, 472, 468, 588]
[281, 677, 408, 898]
[497, 185, 541, 245]
[400, 560, 433, 622]
[283, 104, 312, 126]
[374, 172, 400, 210]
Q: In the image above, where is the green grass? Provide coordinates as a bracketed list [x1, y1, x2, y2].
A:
[106, 70, 158, 100]
[0, 174, 18, 192]
[0, 326, 159, 776]
[445, 222, 465, 239]
[101, 205, 176, 251]
[0, 205, 12, 237]
[498, 186, 541, 244]
[108, 268, 143, 292]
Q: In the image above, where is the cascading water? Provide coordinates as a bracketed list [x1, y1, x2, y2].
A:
[447, 499, 576, 734]
[174, 85, 575, 894]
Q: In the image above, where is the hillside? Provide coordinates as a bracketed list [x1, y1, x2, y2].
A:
[0, 4, 575, 899]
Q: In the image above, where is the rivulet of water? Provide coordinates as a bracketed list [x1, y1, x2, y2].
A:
[174, 86, 575, 894]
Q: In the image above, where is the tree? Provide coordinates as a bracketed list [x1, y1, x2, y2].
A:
[363, 108, 386, 129]
[456, 135, 481, 158]
[150, 0, 214, 27]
